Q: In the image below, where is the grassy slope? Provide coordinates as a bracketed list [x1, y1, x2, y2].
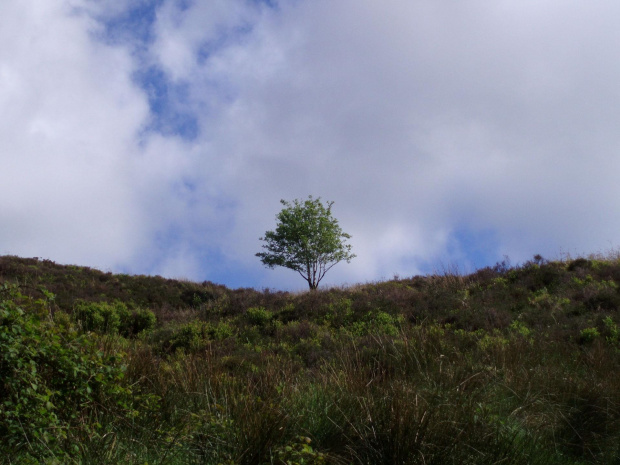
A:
[1, 254, 620, 464]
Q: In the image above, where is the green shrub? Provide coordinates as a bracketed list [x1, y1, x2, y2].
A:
[603, 316, 619, 344]
[72, 300, 155, 336]
[579, 327, 600, 344]
[212, 321, 235, 340]
[477, 331, 509, 351]
[170, 321, 206, 352]
[567, 258, 593, 271]
[372, 311, 401, 336]
[73, 300, 124, 334]
[168, 320, 235, 352]
[348, 311, 400, 337]
[246, 306, 273, 326]
[0, 285, 142, 461]
[509, 320, 532, 339]
[274, 436, 326, 464]
[322, 297, 353, 328]
[127, 308, 157, 335]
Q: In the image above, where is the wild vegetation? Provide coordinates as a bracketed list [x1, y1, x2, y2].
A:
[1, 253, 620, 464]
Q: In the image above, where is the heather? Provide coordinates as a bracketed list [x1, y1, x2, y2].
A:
[1, 254, 619, 464]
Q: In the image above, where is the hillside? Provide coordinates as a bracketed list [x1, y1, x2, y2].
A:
[1, 254, 620, 463]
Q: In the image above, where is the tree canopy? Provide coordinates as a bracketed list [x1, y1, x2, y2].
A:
[256, 196, 355, 290]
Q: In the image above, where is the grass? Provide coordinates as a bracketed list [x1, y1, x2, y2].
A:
[1, 254, 620, 463]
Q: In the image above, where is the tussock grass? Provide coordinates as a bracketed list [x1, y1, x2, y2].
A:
[2, 254, 620, 463]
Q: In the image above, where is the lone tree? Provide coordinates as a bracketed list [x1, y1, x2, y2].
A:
[257, 196, 355, 290]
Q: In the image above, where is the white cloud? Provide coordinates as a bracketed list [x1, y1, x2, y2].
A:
[164, 0, 620, 287]
[0, 0, 149, 267]
[3, 0, 620, 290]
[151, 0, 260, 81]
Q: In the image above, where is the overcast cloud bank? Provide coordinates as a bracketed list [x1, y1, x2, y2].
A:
[2, 0, 620, 290]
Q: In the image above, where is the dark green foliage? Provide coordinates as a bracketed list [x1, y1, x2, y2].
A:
[164, 319, 236, 353]
[579, 327, 600, 344]
[180, 288, 218, 308]
[246, 306, 274, 326]
[73, 300, 126, 334]
[2, 253, 620, 462]
[131, 307, 158, 334]
[72, 300, 156, 336]
[567, 258, 593, 271]
[0, 284, 149, 462]
[0, 255, 226, 312]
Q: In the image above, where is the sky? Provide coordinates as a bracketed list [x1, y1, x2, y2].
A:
[2, 0, 620, 291]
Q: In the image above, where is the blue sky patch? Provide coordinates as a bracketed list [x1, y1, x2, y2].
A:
[447, 227, 502, 272]
[98, 1, 163, 46]
[134, 66, 200, 140]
